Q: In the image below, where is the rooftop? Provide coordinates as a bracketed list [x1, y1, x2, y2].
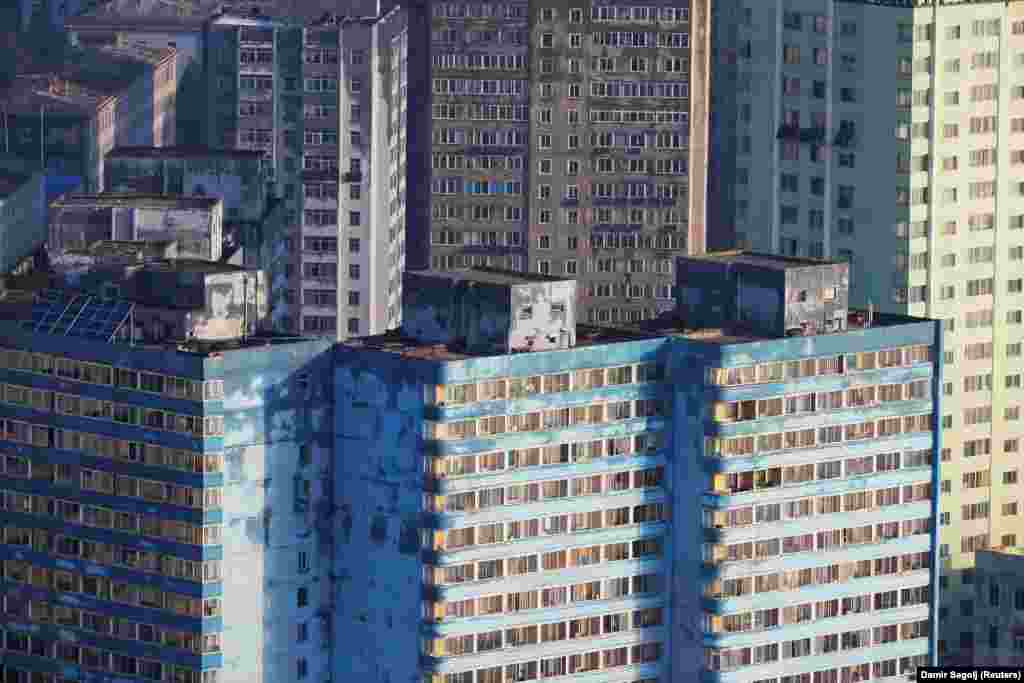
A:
[0, 286, 317, 355]
[0, 74, 111, 116]
[51, 193, 222, 210]
[343, 308, 929, 361]
[108, 145, 265, 160]
[59, 240, 178, 260]
[629, 308, 921, 343]
[342, 325, 662, 361]
[68, 0, 221, 29]
[142, 258, 246, 274]
[74, 0, 396, 28]
[88, 43, 177, 68]
[409, 267, 573, 288]
[688, 250, 837, 270]
[16, 44, 171, 94]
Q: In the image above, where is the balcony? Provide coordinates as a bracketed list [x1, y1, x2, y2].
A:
[776, 124, 799, 140]
[800, 127, 826, 143]
[708, 469, 781, 496]
[834, 127, 856, 148]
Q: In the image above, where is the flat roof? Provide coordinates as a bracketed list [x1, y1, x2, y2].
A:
[343, 308, 931, 361]
[57, 240, 177, 259]
[142, 259, 247, 274]
[108, 145, 265, 160]
[0, 287, 316, 356]
[212, 0, 392, 24]
[89, 43, 177, 68]
[1, 74, 110, 116]
[74, 0, 393, 27]
[68, 0, 220, 28]
[16, 46, 163, 96]
[686, 251, 841, 270]
[51, 193, 222, 210]
[342, 325, 661, 361]
[625, 307, 924, 344]
[408, 267, 573, 288]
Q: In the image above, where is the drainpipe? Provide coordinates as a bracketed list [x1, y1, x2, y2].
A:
[39, 104, 45, 169]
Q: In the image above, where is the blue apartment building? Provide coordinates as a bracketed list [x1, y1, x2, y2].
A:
[0, 273, 334, 683]
[0, 251, 938, 683]
[334, 255, 941, 683]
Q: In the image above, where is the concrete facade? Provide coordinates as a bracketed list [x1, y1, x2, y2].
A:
[0, 41, 177, 191]
[202, 2, 407, 340]
[710, 0, 1024, 664]
[0, 325, 334, 683]
[66, 15, 207, 145]
[971, 548, 1024, 665]
[334, 262, 941, 683]
[406, 0, 710, 328]
[0, 171, 47, 276]
[104, 147, 267, 227]
[49, 193, 224, 263]
[0, 256, 941, 683]
[103, 146, 270, 267]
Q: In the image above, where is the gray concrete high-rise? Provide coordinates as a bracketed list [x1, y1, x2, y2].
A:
[405, 0, 711, 326]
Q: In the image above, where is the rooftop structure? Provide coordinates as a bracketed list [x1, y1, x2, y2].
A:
[402, 268, 577, 355]
[107, 145, 265, 160]
[675, 251, 852, 337]
[368, 260, 909, 361]
[51, 192, 220, 211]
[1, 252, 265, 346]
[49, 192, 224, 262]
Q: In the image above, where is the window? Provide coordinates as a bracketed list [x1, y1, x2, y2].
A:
[297, 587, 308, 608]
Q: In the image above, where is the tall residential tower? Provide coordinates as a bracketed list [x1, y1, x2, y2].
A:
[334, 255, 940, 683]
[405, 0, 711, 326]
[711, 0, 1024, 662]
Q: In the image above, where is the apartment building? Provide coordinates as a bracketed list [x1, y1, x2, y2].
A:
[202, 1, 407, 339]
[0, 41, 176, 191]
[67, 0, 217, 145]
[103, 146, 270, 266]
[17, 0, 85, 32]
[710, 0, 1024, 663]
[49, 193, 224, 262]
[407, 0, 710, 327]
[0, 170, 47, 276]
[0, 252, 335, 683]
[334, 254, 939, 683]
[970, 548, 1024, 665]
